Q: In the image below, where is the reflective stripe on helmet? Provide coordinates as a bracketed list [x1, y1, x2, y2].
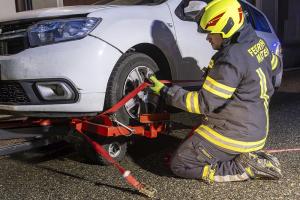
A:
[238, 6, 243, 23]
[205, 12, 225, 29]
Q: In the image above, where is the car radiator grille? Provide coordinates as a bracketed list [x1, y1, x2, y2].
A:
[0, 21, 34, 56]
[0, 37, 29, 55]
[0, 82, 30, 104]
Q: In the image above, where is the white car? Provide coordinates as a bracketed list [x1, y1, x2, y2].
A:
[0, 0, 282, 125]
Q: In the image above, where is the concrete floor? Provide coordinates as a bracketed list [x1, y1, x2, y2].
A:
[0, 70, 299, 200]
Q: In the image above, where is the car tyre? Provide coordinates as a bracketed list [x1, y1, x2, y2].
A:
[82, 137, 128, 165]
[104, 52, 159, 125]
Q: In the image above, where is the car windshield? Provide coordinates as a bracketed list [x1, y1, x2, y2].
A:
[92, 0, 166, 5]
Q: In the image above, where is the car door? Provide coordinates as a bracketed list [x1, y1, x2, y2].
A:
[166, 0, 215, 81]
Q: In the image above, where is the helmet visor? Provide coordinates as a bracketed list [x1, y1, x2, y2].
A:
[195, 8, 210, 34]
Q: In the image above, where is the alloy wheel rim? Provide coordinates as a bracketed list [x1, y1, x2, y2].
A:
[123, 66, 155, 119]
[108, 142, 121, 158]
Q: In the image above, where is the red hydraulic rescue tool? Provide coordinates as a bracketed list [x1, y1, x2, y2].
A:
[71, 79, 200, 198]
[0, 79, 200, 198]
[71, 81, 167, 198]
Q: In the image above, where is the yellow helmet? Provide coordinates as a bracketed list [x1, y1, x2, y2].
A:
[199, 0, 244, 38]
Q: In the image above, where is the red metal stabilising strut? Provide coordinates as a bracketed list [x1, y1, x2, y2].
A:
[70, 80, 202, 198]
[0, 79, 201, 197]
[73, 121, 157, 198]
[71, 81, 164, 198]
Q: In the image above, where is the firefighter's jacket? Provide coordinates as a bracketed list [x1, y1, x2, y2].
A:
[164, 24, 282, 153]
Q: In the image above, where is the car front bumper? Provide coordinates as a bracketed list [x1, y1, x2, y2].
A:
[0, 36, 122, 116]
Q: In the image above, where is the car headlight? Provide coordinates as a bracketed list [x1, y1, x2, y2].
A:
[27, 17, 101, 47]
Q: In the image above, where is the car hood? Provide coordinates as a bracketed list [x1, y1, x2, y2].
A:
[0, 5, 118, 23]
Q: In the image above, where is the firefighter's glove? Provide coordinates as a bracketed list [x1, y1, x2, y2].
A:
[149, 75, 165, 95]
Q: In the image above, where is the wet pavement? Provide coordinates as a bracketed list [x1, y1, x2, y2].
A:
[0, 70, 299, 200]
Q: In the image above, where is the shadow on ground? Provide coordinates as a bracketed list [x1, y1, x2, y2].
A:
[270, 91, 300, 108]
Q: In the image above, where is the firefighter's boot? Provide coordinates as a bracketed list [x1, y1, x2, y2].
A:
[236, 151, 282, 180]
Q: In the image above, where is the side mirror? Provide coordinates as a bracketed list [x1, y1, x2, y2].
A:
[184, 1, 207, 21]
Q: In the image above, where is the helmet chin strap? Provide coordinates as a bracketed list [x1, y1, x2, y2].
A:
[221, 22, 246, 48]
[220, 37, 232, 48]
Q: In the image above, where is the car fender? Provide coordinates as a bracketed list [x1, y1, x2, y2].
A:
[88, 4, 183, 79]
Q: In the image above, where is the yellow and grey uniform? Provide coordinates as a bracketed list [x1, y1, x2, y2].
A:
[167, 24, 282, 182]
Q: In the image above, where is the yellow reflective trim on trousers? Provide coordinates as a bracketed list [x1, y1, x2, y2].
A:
[193, 92, 201, 114]
[186, 92, 193, 112]
[202, 165, 209, 179]
[206, 76, 236, 92]
[201, 125, 266, 146]
[202, 165, 215, 183]
[256, 68, 270, 134]
[271, 55, 278, 71]
[195, 125, 266, 153]
[209, 167, 216, 183]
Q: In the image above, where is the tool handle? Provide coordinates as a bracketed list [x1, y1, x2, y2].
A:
[145, 72, 155, 83]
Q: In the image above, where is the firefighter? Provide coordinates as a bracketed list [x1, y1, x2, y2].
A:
[149, 0, 282, 183]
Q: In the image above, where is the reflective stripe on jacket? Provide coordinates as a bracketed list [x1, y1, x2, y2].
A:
[164, 24, 281, 153]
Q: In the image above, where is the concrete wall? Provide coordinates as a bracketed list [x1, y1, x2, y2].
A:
[257, 0, 300, 68]
[259, 0, 278, 33]
[0, 0, 16, 19]
[284, 0, 300, 44]
[63, 0, 99, 6]
[283, 0, 300, 68]
[32, 0, 63, 9]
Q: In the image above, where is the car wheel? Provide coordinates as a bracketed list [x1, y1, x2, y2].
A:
[104, 52, 159, 125]
[82, 137, 128, 165]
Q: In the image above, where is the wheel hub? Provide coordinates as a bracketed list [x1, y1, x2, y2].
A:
[108, 142, 121, 158]
[123, 66, 157, 119]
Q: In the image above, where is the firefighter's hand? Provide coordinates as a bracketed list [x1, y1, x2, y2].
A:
[149, 75, 165, 95]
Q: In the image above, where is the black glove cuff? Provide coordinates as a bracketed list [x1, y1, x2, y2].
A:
[160, 86, 169, 99]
